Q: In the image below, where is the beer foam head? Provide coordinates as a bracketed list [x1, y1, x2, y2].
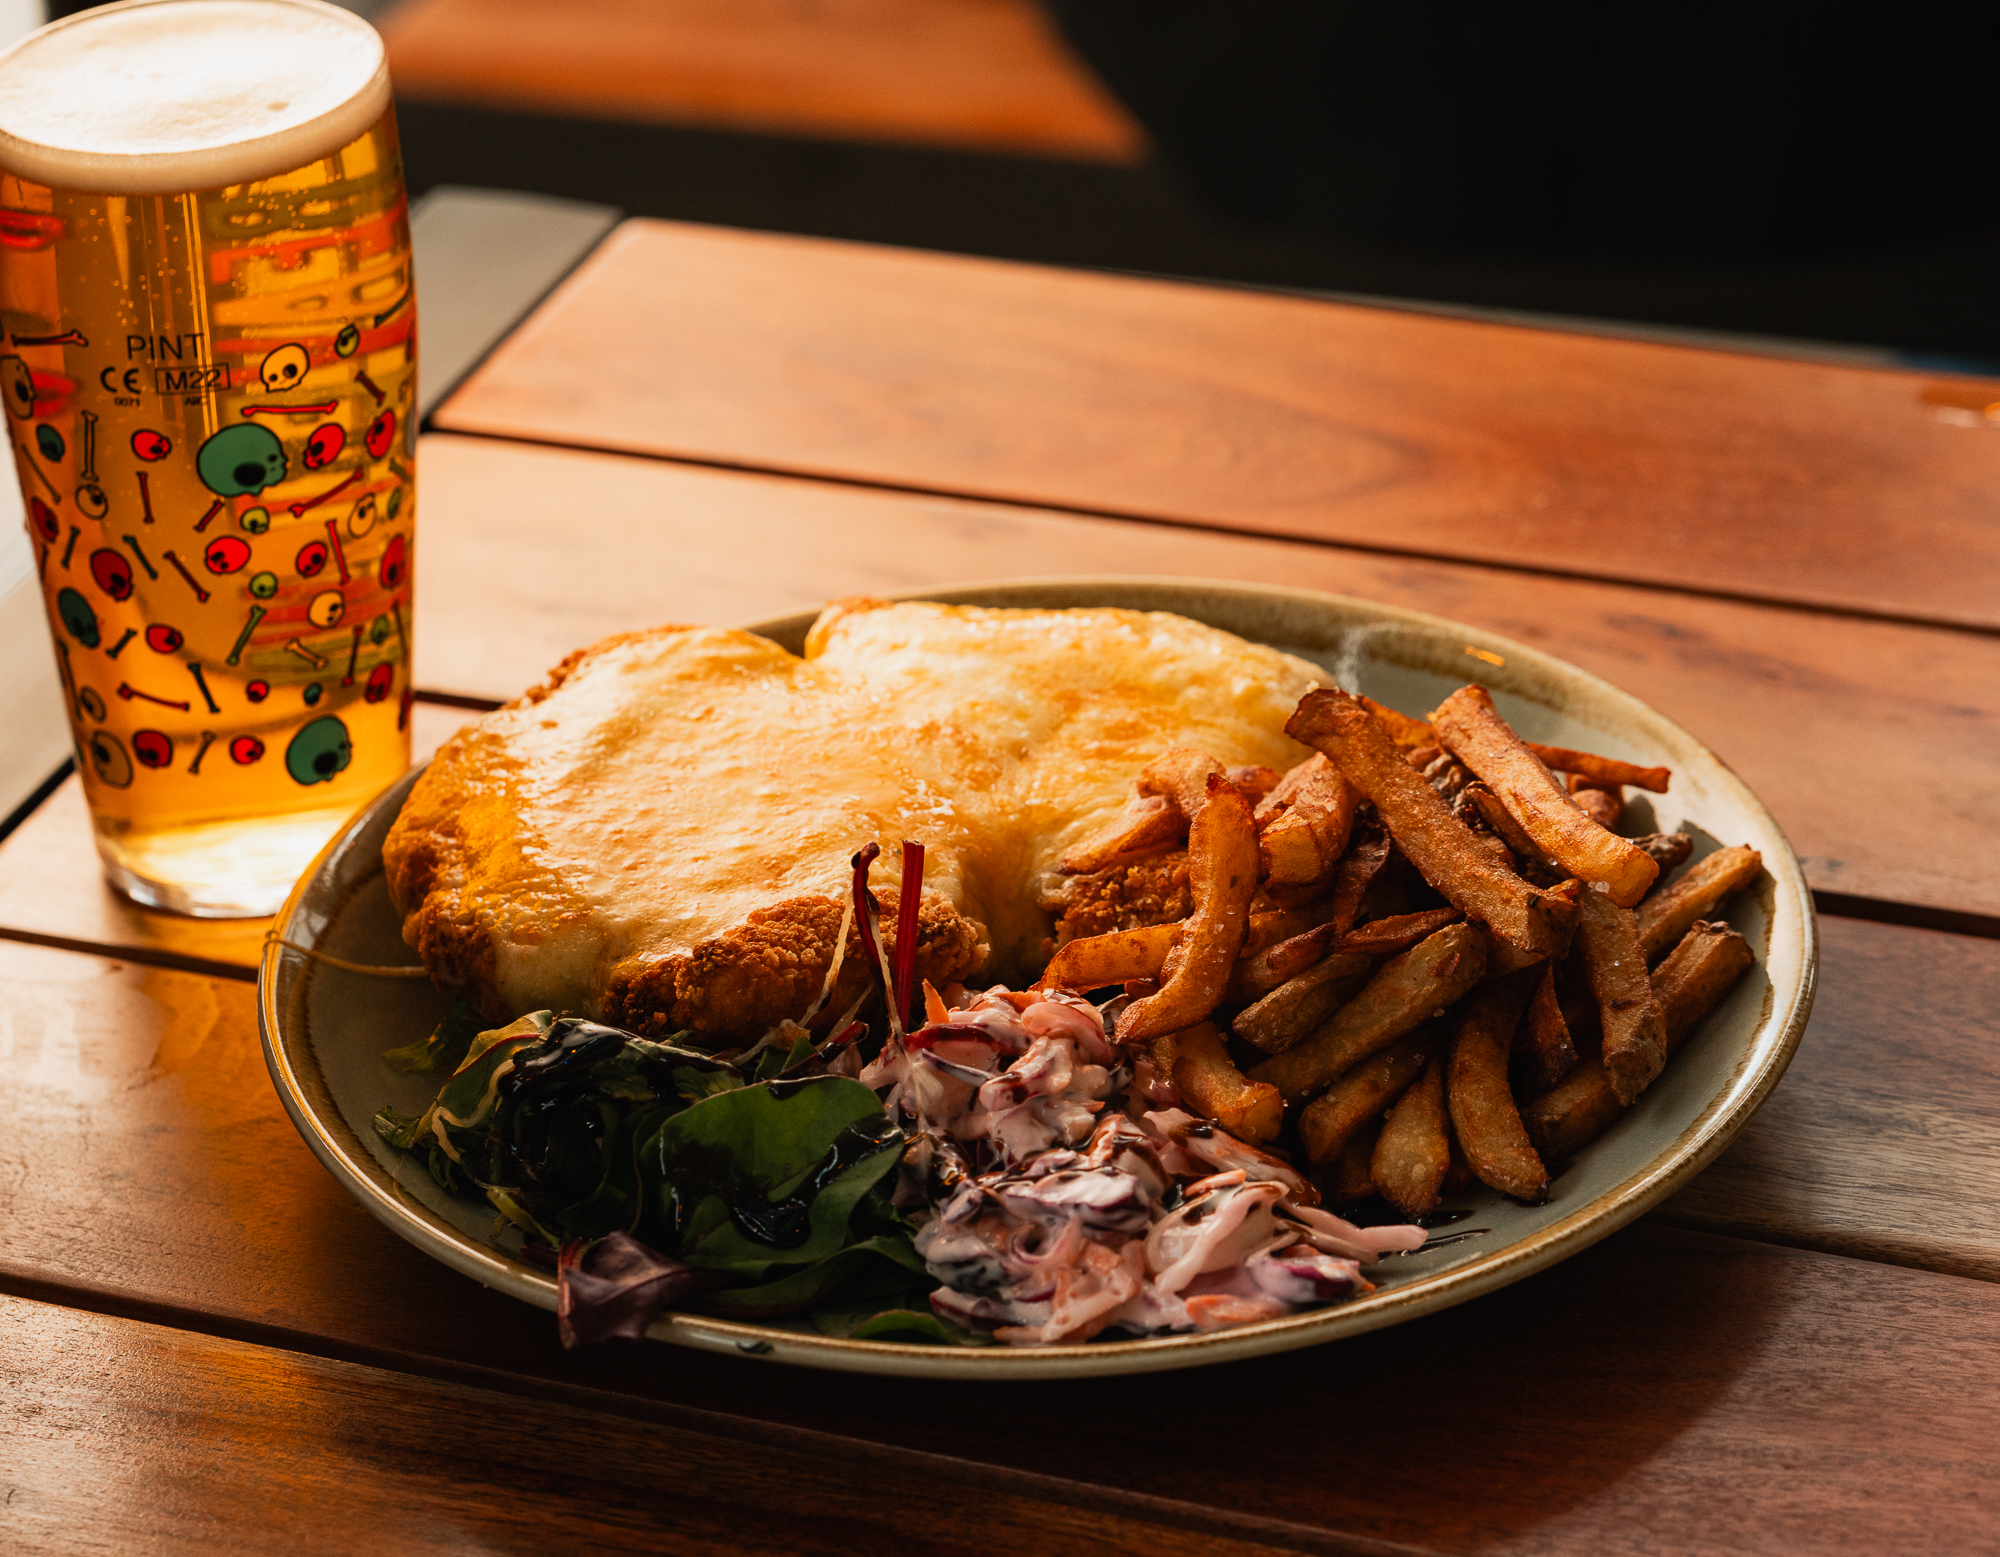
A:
[0, 0, 389, 194]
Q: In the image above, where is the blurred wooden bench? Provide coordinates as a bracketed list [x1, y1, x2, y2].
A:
[379, 0, 1146, 162]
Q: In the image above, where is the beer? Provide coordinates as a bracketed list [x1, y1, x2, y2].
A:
[0, 0, 415, 915]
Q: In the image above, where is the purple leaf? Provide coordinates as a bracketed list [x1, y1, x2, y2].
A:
[556, 1233, 722, 1348]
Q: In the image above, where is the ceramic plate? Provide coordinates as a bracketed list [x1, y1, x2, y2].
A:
[259, 578, 1815, 1378]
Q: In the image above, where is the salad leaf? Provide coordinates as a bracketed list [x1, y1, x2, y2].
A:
[640, 1077, 906, 1278]
[695, 1235, 924, 1319]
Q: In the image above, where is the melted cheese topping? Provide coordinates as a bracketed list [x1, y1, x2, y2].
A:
[403, 602, 1324, 1016]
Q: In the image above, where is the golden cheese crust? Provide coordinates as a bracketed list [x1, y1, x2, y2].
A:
[383, 599, 1323, 1041]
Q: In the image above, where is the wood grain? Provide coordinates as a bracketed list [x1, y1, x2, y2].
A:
[0, 1296, 1316, 1557]
[380, 0, 1146, 163]
[0, 701, 472, 973]
[434, 220, 2000, 631]
[1659, 915, 2000, 1281]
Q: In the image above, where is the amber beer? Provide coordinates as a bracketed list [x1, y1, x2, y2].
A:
[0, 0, 415, 914]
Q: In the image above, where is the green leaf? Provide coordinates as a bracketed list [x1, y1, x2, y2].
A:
[695, 1235, 923, 1320]
[638, 1077, 906, 1278]
[844, 1310, 986, 1346]
[381, 997, 483, 1074]
[371, 1103, 430, 1151]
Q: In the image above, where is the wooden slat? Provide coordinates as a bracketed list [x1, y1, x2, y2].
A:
[435, 221, 2000, 632]
[1659, 915, 2000, 1281]
[380, 0, 1146, 163]
[0, 701, 473, 972]
[0, 1296, 1306, 1557]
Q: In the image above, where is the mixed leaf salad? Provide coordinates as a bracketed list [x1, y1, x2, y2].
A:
[376, 841, 1423, 1348]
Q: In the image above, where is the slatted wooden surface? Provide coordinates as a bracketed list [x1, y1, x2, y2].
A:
[6, 220, 2000, 1555]
[436, 220, 2000, 633]
[379, 0, 1146, 162]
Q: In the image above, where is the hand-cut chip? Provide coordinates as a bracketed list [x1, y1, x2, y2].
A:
[1171, 1020, 1284, 1144]
[1140, 746, 1228, 820]
[1040, 921, 1181, 991]
[1372, 1053, 1451, 1218]
[1251, 923, 1487, 1103]
[1521, 963, 1577, 1091]
[1228, 764, 1281, 803]
[1523, 920, 1754, 1161]
[1431, 685, 1659, 907]
[1523, 744, 1671, 794]
[1319, 820, 1393, 938]
[1636, 844, 1763, 961]
[1116, 778, 1259, 1043]
[1357, 694, 1437, 750]
[1226, 906, 1460, 1004]
[1337, 906, 1462, 957]
[1287, 689, 1572, 956]
[1060, 792, 1186, 874]
[1567, 775, 1623, 831]
[1255, 754, 1357, 887]
[1297, 1022, 1447, 1165]
[1231, 949, 1373, 1054]
[1361, 695, 1672, 793]
[1446, 974, 1548, 1203]
[1462, 781, 1542, 862]
[1574, 885, 1667, 1105]
[1226, 920, 1340, 1003]
[1241, 903, 1330, 958]
[1331, 1118, 1382, 1205]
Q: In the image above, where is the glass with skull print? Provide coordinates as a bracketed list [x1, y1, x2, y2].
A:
[0, 0, 417, 915]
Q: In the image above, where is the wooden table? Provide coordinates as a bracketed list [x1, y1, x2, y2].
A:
[5, 217, 1999, 1556]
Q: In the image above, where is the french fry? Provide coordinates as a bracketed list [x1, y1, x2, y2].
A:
[1228, 764, 1281, 804]
[1226, 921, 1340, 1003]
[1361, 695, 1673, 793]
[1636, 844, 1763, 960]
[1526, 744, 1671, 794]
[1337, 906, 1462, 957]
[1171, 1020, 1284, 1144]
[1331, 1118, 1382, 1205]
[1319, 821, 1393, 938]
[1241, 903, 1330, 958]
[1523, 920, 1755, 1161]
[1256, 754, 1357, 887]
[1463, 781, 1541, 860]
[1372, 1052, 1451, 1218]
[1568, 774, 1623, 831]
[1356, 694, 1436, 750]
[1140, 746, 1228, 820]
[1040, 921, 1182, 991]
[1286, 689, 1572, 956]
[1446, 974, 1548, 1203]
[1432, 685, 1659, 907]
[1574, 885, 1667, 1106]
[1061, 793, 1185, 874]
[1231, 949, 1374, 1054]
[1117, 778, 1259, 1043]
[1632, 832, 1695, 874]
[1251, 923, 1488, 1103]
[1520, 964, 1577, 1090]
[1298, 1023, 1447, 1165]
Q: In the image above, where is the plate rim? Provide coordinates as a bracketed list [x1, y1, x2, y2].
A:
[259, 574, 1818, 1379]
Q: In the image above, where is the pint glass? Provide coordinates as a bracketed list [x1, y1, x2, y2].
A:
[0, 0, 416, 915]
